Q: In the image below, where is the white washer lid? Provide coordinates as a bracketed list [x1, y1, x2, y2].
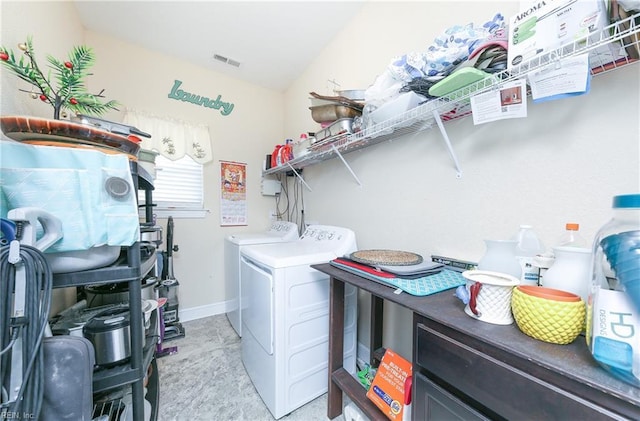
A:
[226, 231, 296, 245]
[242, 241, 348, 268]
[241, 225, 357, 268]
[226, 221, 298, 245]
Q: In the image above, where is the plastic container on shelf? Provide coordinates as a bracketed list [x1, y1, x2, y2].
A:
[368, 91, 425, 124]
[477, 239, 522, 280]
[587, 193, 640, 388]
[293, 133, 311, 158]
[557, 223, 588, 248]
[271, 145, 282, 167]
[537, 223, 588, 286]
[541, 222, 591, 299]
[542, 246, 591, 303]
[278, 139, 293, 165]
[512, 225, 545, 286]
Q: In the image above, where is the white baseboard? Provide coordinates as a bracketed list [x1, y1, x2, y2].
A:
[179, 300, 229, 322]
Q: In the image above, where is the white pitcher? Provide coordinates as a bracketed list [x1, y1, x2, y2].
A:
[477, 239, 523, 280]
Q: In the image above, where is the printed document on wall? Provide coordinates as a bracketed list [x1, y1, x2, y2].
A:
[470, 79, 528, 125]
[220, 161, 247, 226]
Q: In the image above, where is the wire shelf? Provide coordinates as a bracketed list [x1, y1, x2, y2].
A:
[264, 12, 640, 177]
[92, 397, 125, 421]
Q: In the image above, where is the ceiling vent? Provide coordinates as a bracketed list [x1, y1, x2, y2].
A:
[213, 53, 241, 68]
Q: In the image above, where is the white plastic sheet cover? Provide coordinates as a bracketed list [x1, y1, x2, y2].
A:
[0, 140, 140, 252]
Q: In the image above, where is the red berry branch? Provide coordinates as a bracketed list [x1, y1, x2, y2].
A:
[0, 36, 119, 119]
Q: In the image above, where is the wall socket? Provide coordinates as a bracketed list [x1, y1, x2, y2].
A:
[269, 210, 277, 221]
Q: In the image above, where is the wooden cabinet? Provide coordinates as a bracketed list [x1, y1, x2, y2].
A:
[413, 314, 639, 420]
[312, 263, 640, 421]
[413, 372, 488, 421]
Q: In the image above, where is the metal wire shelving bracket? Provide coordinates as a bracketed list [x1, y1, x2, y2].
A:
[330, 143, 362, 186]
[285, 161, 312, 191]
[263, 13, 640, 181]
[432, 109, 463, 178]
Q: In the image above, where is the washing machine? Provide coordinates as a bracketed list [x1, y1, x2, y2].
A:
[224, 220, 299, 337]
[240, 225, 358, 419]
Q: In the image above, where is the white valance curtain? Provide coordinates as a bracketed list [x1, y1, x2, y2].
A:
[123, 109, 213, 164]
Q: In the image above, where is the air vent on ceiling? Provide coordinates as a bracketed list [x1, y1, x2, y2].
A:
[213, 53, 241, 68]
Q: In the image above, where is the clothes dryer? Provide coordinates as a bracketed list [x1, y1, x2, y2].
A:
[224, 220, 298, 336]
[240, 225, 358, 419]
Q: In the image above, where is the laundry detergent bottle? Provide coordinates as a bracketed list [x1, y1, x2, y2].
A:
[271, 145, 282, 167]
[513, 225, 545, 286]
[587, 194, 640, 388]
[557, 223, 588, 248]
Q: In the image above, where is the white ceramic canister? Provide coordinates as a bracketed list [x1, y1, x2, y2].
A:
[542, 246, 592, 303]
[462, 270, 520, 325]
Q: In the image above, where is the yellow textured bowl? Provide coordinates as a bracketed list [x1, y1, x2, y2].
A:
[511, 286, 586, 345]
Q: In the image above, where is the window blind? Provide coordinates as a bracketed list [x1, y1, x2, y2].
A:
[142, 154, 203, 210]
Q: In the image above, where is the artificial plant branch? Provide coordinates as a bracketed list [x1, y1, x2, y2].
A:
[0, 36, 119, 119]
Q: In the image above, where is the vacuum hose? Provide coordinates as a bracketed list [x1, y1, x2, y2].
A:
[0, 244, 52, 419]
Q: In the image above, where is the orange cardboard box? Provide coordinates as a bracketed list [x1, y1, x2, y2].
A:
[366, 349, 412, 420]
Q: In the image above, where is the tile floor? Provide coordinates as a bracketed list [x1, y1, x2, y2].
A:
[155, 314, 344, 421]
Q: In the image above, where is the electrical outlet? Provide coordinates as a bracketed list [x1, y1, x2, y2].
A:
[269, 210, 277, 221]
[261, 179, 281, 196]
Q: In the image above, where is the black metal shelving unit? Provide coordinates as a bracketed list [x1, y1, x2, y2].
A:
[52, 161, 158, 421]
[52, 247, 151, 420]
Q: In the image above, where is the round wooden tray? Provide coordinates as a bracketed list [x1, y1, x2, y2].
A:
[350, 249, 423, 266]
[0, 115, 140, 158]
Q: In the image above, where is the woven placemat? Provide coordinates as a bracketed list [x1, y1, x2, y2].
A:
[330, 259, 465, 296]
[350, 249, 423, 266]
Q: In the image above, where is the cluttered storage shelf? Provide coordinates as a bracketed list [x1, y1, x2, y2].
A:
[0, 120, 159, 420]
[264, 12, 640, 179]
[52, 251, 159, 420]
[48, 163, 159, 421]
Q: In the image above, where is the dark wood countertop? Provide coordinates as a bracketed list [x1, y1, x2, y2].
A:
[312, 263, 640, 410]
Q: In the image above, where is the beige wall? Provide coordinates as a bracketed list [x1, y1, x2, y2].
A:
[1, 0, 87, 313]
[83, 30, 284, 315]
[2, 1, 639, 361]
[0, 1, 84, 118]
[1, 1, 284, 316]
[283, 1, 640, 359]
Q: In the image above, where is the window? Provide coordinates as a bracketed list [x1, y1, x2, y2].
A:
[124, 109, 212, 219]
[140, 154, 207, 218]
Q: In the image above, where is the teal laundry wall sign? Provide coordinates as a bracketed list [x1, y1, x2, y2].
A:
[167, 79, 235, 116]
